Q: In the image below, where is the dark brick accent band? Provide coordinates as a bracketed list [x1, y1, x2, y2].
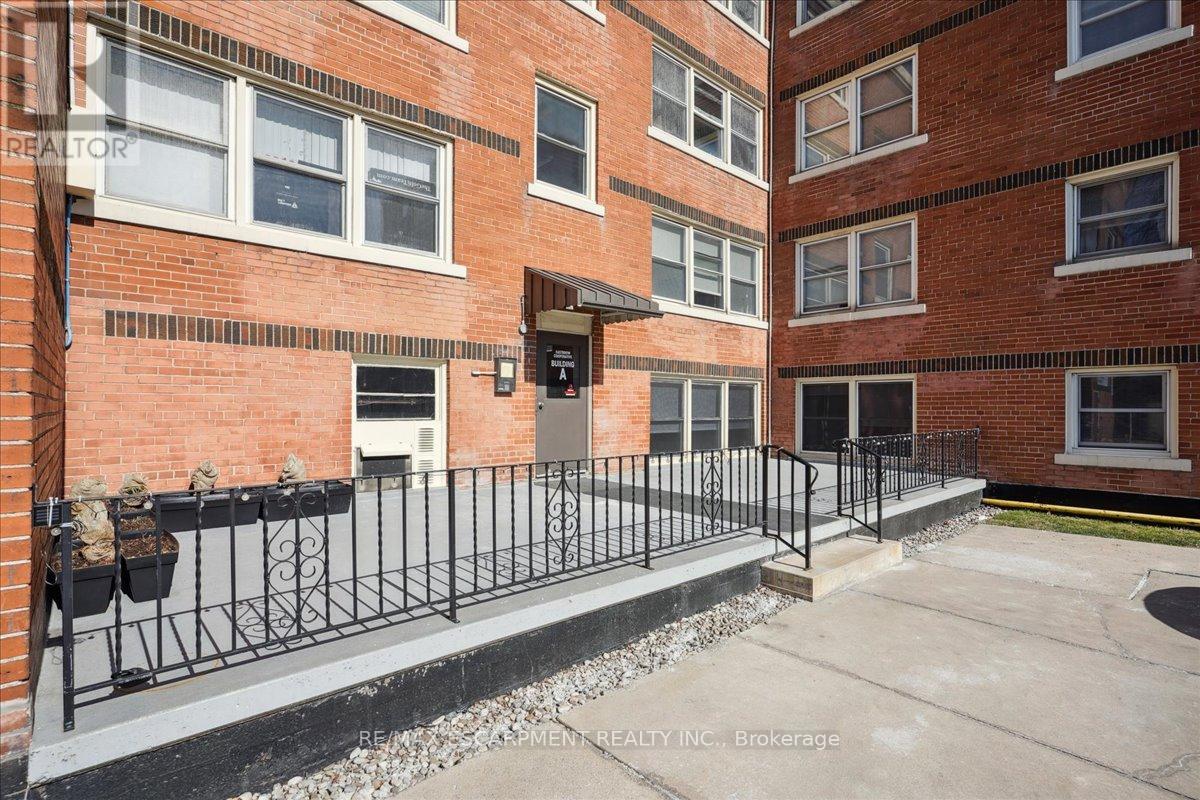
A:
[779, 129, 1200, 242]
[607, 354, 764, 380]
[609, 177, 767, 244]
[99, 1, 520, 157]
[779, 0, 1018, 102]
[104, 309, 520, 361]
[778, 343, 1200, 379]
[611, 0, 765, 105]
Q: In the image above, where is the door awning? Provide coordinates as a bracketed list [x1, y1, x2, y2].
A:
[525, 267, 663, 324]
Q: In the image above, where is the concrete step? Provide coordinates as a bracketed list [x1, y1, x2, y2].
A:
[762, 537, 902, 601]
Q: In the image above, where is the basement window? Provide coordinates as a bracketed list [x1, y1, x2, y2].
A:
[651, 380, 760, 453]
[1068, 370, 1169, 454]
[796, 378, 913, 453]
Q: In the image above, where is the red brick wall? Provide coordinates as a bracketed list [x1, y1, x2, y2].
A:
[64, 0, 769, 489]
[0, 0, 67, 784]
[771, 0, 1200, 498]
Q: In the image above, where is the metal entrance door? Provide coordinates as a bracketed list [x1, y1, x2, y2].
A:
[535, 331, 590, 464]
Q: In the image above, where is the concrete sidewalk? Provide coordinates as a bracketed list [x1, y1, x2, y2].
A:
[401, 524, 1200, 800]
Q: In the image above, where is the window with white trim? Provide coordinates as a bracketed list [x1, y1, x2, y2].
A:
[651, 46, 761, 178]
[798, 219, 914, 314]
[652, 216, 760, 317]
[353, 1, 466, 52]
[356, 365, 438, 420]
[95, 39, 452, 266]
[535, 83, 594, 198]
[393, 0, 447, 24]
[650, 379, 759, 453]
[1068, 370, 1169, 454]
[1070, 0, 1174, 62]
[713, 0, 764, 34]
[799, 57, 915, 171]
[799, 0, 850, 25]
[1069, 163, 1171, 262]
[797, 378, 914, 453]
[103, 44, 230, 216]
[252, 92, 347, 237]
[365, 126, 442, 254]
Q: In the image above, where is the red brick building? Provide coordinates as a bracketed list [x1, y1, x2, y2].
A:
[3, 0, 776, 788]
[60, 0, 770, 485]
[1, 0, 68, 791]
[771, 0, 1199, 507]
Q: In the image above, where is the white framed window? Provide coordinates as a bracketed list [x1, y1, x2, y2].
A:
[709, 0, 767, 42]
[353, 0, 468, 52]
[1067, 369, 1170, 455]
[799, 0, 851, 25]
[1058, 1, 1192, 80]
[795, 377, 914, 453]
[252, 91, 347, 238]
[651, 378, 759, 453]
[363, 126, 443, 255]
[561, 0, 606, 24]
[528, 80, 603, 216]
[352, 356, 448, 478]
[790, 0, 862, 36]
[355, 363, 438, 420]
[1059, 155, 1190, 277]
[87, 35, 459, 277]
[650, 46, 762, 181]
[798, 56, 916, 172]
[652, 216, 761, 319]
[797, 218, 915, 315]
[102, 43, 231, 217]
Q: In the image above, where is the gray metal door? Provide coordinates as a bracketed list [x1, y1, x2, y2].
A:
[535, 331, 590, 464]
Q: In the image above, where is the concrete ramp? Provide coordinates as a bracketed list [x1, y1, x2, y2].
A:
[762, 537, 902, 601]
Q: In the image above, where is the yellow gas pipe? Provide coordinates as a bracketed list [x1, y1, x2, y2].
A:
[982, 498, 1200, 529]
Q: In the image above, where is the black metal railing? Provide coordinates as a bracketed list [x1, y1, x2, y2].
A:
[47, 444, 819, 730]
[836, 428, 981, 539]
[761, 446, 819, 569]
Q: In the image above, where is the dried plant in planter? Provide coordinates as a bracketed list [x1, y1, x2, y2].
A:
[278, 453, 307, 484]
[68, 477, 115, 567]
[118, 473, 157, 532]
[190, 460, 219, 491]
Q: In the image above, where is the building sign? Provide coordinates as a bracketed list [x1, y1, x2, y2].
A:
[546, 346, 578, 399]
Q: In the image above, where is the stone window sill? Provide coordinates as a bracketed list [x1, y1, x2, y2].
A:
[789, 134, 928, 184]
[527, 182, 605, 217]
[1055, 26, 1193, 81]
[788, 303, 925, 327]
[1054, 453, 1191, 472]
[1054, 247, 1193, 277]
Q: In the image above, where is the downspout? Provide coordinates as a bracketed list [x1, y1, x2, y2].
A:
[64, 196, 74, 349]
[764, 10, 774, 446]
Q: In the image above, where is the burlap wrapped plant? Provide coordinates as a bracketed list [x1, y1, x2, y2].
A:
[70, 477, 114, 565]
[119, 472, 150, 510]
[189, 460, 219, 491]
[278, 454, 307, 484]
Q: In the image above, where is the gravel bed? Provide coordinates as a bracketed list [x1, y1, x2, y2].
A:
[900, 504, 1002, 557]
[236, 587, 796, 800]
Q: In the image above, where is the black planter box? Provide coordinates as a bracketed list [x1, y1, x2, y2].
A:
[261, 481, 353, 522]
[119, 533, 180, 603]
[49, 560, 116, 618]
[159, 490, 263, 533]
